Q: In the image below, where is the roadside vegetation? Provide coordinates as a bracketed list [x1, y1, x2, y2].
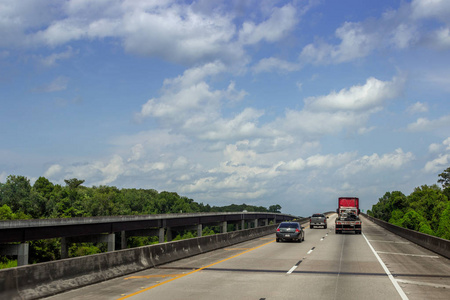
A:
[368, 167, 450, 239]
[0, 175, 282, 268]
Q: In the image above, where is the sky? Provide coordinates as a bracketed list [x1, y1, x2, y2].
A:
[1, 0, 450, 217]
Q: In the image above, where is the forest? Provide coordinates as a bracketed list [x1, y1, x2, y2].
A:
[368, 167, 450, 239]
[0, 175, 282, 268]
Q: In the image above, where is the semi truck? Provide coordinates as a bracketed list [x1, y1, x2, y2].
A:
[335, 197, 362, 234]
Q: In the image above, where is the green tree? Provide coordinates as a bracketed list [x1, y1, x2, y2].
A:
[438, 167, 450, 189]
[0, 175, 32, 213]
[268, 204, 282, 213]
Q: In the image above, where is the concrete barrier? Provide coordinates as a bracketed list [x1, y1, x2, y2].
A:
[362, 213, 450, 259]
[0, 224, 279, 300]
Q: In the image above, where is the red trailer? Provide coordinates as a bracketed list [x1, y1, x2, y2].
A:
[335, 197, 362, 234]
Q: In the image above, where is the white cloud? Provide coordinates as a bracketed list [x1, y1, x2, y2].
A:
[300, 22, 379, 64]
[411, 0, 450, 21]
[43, 164, 63, 178]
[252, 57, 301, 74]
[424, 154, 449, 173]
[407, 101, 428, 114]
[34, 76, 69, 93]
[128, 144, 144, 162]
[238, 4, 298, 45]
[338, 148, 415, 176]
[305, 76, 403, 112]
[38, 46, 77, 67]
[407, 115, 450, 131]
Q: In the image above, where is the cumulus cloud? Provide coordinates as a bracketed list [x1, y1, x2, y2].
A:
[38, 46, 77, 67]
[407, 101, 428, 114]
[338, 148, 415, 176]
[44, 164, 63, 178]
[34, 76, 69, 93]
[424, 154, 449, 173]
[300, 0, 450, 65]
[252, 57, 301, 74]
[305, 77, 404, 112]
[407, 115, 450, 131]
[238, 4, 298, 45]
[424, 137, 450, 173]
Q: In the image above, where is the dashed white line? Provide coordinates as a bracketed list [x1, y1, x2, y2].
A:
[396, 279, 450, 289]
[376, 251, 439, 258]
[368, 240, 410, 244]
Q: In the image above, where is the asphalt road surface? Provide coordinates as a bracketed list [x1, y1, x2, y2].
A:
[44, 214, 450, 300]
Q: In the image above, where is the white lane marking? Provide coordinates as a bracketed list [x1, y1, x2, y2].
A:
[320, 238, 324, 241]
[368, 240, 410, 244]
[286, 266, 297, 274]
[307, 249, 313, 254]
[376, 251, 439, 258]
[362, 233, 409, 300]
[396, 279, 450, 289]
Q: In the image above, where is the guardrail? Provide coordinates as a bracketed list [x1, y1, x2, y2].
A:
[1, 217, 310, 300]
[361, 213, 450, 259]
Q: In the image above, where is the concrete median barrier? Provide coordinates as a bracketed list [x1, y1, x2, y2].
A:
[0, 224, 278, 300]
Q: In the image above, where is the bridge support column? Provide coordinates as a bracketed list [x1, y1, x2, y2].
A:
[159, 227, 165, 243]
[241, 220, 245, 230]
[197, 224, 202, 237]
[121, 231, 127, 249]
[254, 219, 258, 228]
[0, 243, 29, 266]
[61, 237, 68, 259]
[166, 227, 173, 242]
[107, 233, 115, 252]
[221, 221, 227, 233]
[264, 218, 269, 226]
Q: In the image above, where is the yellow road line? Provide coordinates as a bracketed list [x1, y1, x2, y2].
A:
[116, 239, 275, 299]
[223, 247, 252, 251]
[124, 274, 183, 280]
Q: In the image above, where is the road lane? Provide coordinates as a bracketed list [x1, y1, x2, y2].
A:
[43, 215, 450, 300]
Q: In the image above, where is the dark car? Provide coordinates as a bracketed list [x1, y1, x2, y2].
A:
[276, 222, 305, 243]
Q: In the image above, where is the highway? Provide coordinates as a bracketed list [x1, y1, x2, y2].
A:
[43, 214, 450, 300]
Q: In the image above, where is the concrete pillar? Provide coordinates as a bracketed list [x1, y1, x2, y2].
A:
[197, 224, 203, 237]
[166, 227, 173, 242]
[17, 243, 29, 266]
[61, 237, 69, 259]
[159, 227, 165, 243]
[221, 221, 227, 233]
[121, 231, 127, 249]
[241, 220, 245, 230]
[254, 219, 258, 228]
[0, 243, 29, 266]
[264, 218, 269, 226]
[107, 233, 115, 252]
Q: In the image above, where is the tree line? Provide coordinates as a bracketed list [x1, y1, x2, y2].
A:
[0, 175, 282, 268]
[368, 167, 450, 239]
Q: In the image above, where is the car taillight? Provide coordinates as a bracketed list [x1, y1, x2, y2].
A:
[295, 229, 300, 233]
[277, 228, 280, 232]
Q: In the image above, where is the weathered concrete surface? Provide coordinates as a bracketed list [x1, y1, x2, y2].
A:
[0, 224, 284, 300]
[363, 213, 450, 259]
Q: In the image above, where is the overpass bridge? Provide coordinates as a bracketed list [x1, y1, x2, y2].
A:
[1, 213, 450, 299]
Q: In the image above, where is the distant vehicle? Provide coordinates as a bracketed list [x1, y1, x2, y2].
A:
[310, 213, 328, 229]
[276, 222, 304, 243]
[335, 197, 362, 234]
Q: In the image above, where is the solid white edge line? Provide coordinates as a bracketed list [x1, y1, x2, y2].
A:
[362, 232, 409, 300]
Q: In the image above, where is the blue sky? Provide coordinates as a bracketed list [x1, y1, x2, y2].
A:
[1, 0, 450, 216]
